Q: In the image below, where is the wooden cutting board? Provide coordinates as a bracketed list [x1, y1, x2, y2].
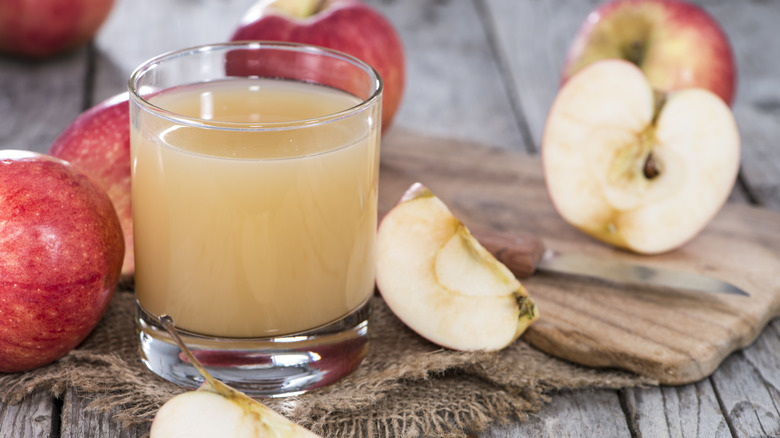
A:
[378, 129, 780, 386]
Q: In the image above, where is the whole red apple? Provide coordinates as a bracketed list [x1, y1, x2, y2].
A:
[0, 0, 115, 58]
[0, 150, 124, 372]
[561, 0, 736, 105]
[230, 0, 405, 130]
[50, 93, 133, 280]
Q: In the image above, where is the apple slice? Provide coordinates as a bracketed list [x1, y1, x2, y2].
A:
[376, 183, 538, 352]
[150, 316, 321, 438]
[542, 59, 740, 254]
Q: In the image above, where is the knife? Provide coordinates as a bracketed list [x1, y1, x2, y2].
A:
[472, 228, 749, 297]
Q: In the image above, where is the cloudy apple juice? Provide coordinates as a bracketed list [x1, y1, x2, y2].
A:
[131, 77, 380, 339]
[129, 42, 382, 396]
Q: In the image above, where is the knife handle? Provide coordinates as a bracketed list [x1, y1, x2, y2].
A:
[472, 228, 546, 278]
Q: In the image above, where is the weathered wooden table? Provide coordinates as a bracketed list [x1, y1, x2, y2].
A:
[2, 0, 779, 436]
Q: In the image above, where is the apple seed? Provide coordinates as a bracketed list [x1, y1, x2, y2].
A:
[643, 153, 660, 179]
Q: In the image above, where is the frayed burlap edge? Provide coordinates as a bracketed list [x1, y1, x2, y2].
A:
[0, 290, 654, 437]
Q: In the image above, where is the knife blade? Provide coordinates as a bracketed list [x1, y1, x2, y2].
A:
[472, 228, 749, 297]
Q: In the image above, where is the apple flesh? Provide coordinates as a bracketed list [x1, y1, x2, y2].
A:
[230, 0, 405, 131]
[0, 0, 115, 58]
[150, 316, 321, 438]
[562, 0, 736, 106]
[376, 183, 538, 352]
[543, 59, 740, 254]
[49, 93, 133, 280]
[0, 150, 124, 372]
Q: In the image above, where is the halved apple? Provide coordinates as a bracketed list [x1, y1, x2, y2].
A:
[376, 183, 538, 352]
[542, 59, 740, 254]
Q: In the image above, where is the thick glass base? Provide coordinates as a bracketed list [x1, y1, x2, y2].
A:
[136, 300, 370, 397]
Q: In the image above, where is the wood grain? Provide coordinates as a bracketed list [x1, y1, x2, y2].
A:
[479, 389, 631, 437]
[0, 390, 55, 438]
[702, 0, 780, 212]
[622, 383, 730, 437]
[373, 0, 526, 151]
[710, 328, 780, 436]
[380, 128, 780, 385]
[93, 0, 256, 103]
[61, 390, 147, 438]
[0, 51, 88, 153]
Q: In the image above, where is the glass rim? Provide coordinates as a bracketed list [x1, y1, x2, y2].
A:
[127, 41, 383, 132]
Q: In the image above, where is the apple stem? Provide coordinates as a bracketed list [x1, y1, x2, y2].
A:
[158, 315, 234, 397]
[273, 0, 326, 17]
[626, 40, 646, 67]
[652, 90, 667, 124]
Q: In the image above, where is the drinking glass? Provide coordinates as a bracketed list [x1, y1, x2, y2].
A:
[128, 42, 382, 396]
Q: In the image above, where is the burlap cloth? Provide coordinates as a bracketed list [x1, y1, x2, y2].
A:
[0, 287, 654, 437]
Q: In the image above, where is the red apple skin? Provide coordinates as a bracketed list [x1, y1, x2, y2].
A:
[49, 93, 133, 280]
[230, 0, 405, 131]
[0, 0, 115, 58]
[562, 0, 736, 105]
[0, 151, 124, 372]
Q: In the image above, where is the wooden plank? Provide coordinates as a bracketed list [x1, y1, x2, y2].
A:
[709, 318, 780, 438]
[0, 49, 88, 153]
[739, 318, 780, 394]
[623, 382, 730, 437]
[700, 0, 780, 212]
[92, 0, 257, 102]
[478, 389, 631, 437]
[362, 0, 527, 151]
[95, 0, 527, 151]
[479, 0, 600, 151]
[0, 390, 56, 438]
[528, 204, 780, 384]
[61, 390, 148, 438]
[483, 322, 780, 438]
[622, 319, 780, 438]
